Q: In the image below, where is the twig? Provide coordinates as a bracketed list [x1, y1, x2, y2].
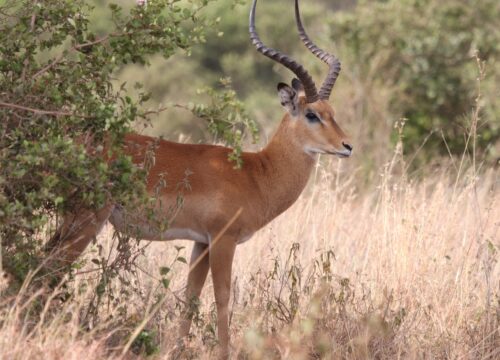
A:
[31, 36, 109, 80]
[31, 53, 65, 80]
[140, 104, 189, 117]
[30, 9, 36, 32]
[0, 100, 78, 117]
[74, 35, 110, 50]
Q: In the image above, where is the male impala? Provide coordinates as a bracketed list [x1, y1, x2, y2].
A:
[46, 0, 352, 356]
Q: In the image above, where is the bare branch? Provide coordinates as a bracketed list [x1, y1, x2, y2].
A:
[30, 11, 36, 32]
[0, 101, 85, 117]
[140, 104, 188, 118]
[32, 35, 110, 80]
[32, 53, 65, 80]
[74, 35, 110, 50]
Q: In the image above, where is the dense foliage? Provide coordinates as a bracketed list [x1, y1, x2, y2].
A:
[332, 0, 500, 160]
[0, 0, 257, 281]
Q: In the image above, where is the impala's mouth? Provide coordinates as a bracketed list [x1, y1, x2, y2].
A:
[304, 147, 353, 158]
[326, 149, 352, 158]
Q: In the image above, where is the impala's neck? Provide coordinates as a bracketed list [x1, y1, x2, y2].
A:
[257, 115, 316, 220]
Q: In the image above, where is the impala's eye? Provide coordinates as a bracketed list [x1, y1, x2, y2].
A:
[305, 112, 320, 123]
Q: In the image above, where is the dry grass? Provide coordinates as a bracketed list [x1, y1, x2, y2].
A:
[1, 160, 499, 359]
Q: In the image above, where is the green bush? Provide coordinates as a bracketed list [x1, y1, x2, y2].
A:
[332, 0, 500, 161]
[0, 0, 256, 282]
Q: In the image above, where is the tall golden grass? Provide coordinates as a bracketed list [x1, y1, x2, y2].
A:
[1, 156, 498, 359]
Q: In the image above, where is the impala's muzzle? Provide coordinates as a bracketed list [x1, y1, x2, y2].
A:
[339, 142, 353, 157]
[342, 142, 353, 152]
[326, 142, 353, 158]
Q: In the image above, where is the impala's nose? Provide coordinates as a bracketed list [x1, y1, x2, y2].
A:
[342, 142, 353, 152]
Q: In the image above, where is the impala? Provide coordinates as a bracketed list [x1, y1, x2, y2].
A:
[46, 0, 352, 356]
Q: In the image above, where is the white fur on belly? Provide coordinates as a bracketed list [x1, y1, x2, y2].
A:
[109, 209, 210, 244]
[237, 233, 254, 244]
[161, 228, 209, 243]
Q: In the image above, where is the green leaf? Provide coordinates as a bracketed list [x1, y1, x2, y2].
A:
[159, 266, 170, 275]
[161, 278, 170, 289]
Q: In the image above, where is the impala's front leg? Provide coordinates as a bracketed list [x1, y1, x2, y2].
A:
[179, 242, 210, 338]
[210, 235, 237, 359]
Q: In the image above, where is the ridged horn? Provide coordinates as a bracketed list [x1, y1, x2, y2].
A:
[295, 0, 341, 100]
[250, 0, 319, 103]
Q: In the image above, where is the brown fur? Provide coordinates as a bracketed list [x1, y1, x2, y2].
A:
[46, 94, 352, 357]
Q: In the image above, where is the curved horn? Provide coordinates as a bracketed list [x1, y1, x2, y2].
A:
[295, 0, 341, 100]
[250, 0, 319, 103]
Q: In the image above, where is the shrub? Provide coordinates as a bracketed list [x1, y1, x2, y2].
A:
[332, 0, 500, 162]
[0, 0, 256, 283]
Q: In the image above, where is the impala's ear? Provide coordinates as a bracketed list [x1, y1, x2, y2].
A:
[277, 82, 299, 116]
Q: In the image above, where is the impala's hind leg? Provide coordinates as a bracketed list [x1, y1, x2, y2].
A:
[179, 242, 210, 338]
[45, 205, 114, 270]
[210, 236, 237, 359]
